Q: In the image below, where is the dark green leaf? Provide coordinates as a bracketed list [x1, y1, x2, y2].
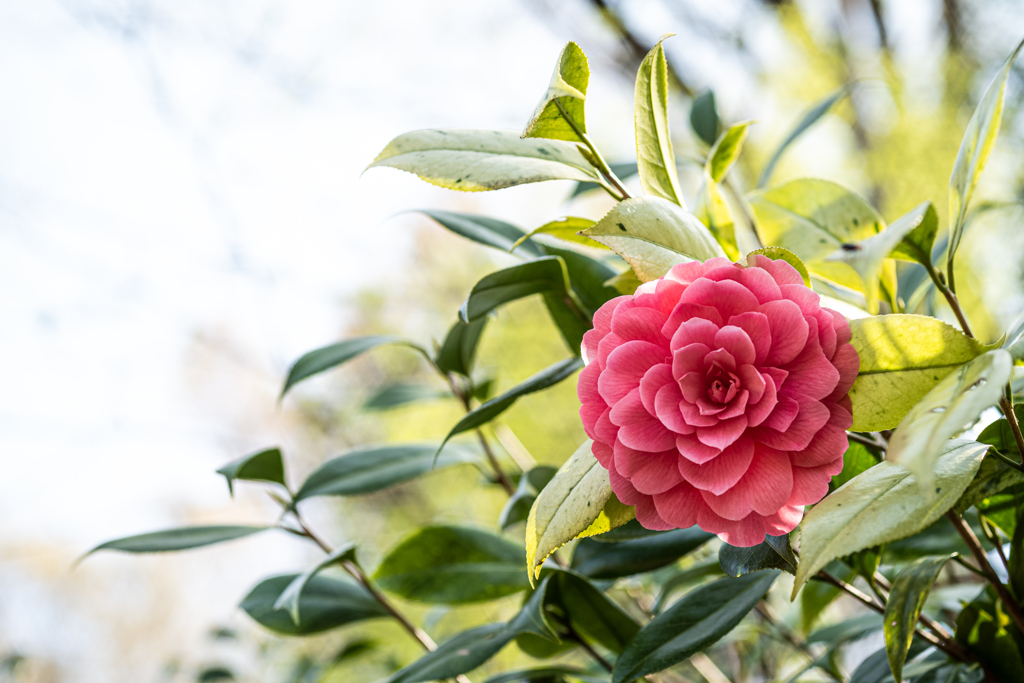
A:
[976, 487, 1023, 539]
[363, 383, 450, 411]
[332, 638, 377, 664]
[542, 244, 619, 315]
[1011, 511, 1024, 606]
[439, 358, 583, 452]
[571, 527, 713, 579]
[275, 543, 358, 623]
[85, 526, 269, 556]
[240, 574, 386, 636]
[690, 90, 720, 147]
[293, 443, 481, 502]
[653, 559, 725, 613]
[589, 518, 664, 544]
[386, 578, 557, 683]
[460, 257, 577, 322]
[483, 667, 605, 683]
[955, 588, 1024, 683]
[882, 517, 969, 564]
[197, 668, 234, 682]
[758, 85, 848, 188]
[500, 466, 558, 530]
[436, 317, 490, 377]
[843, 546, 882, 589]
[912, 662, 985, 683]
[552, 569, 640, 654]
[569, 161, 638, 198]
[806, 613, 883, 645]
[417, 209, 545, 258]
[542, 294, 589, 354]
[719, 534, 796, 577]
[216, 448, 286, 496]
[954, 452, 1024, 516]
[373, 526, 530, 604]
[885, 555, 951, 681]
[801, 561, 856, 631]
[282, 336, 416, 397]
[850, 641, 928, 683]
[978, 404, 1024, 458]
[612, 571, 779, 683]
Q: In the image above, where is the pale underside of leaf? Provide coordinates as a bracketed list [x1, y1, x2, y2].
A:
[526, 440, 624, 583]
[848, 315, 989, 431]
[368, 129, 599, 192]
[634, 35, 685, 207]
[582, 196, 725, 283]
[887, 350, 1012, 494]
[792, 439, 989, 597]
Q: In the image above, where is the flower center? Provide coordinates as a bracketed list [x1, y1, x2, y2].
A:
[706, 363, 739, 405]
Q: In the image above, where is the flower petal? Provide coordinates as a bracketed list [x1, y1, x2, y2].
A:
[696, 415, 748, 450]
[728, 312, 771, 365]
[761, 299, 809, 366]
[715, 326, 756, 366]
[611, 389, 677, 451]
[676, 432, 722, 464]
[680, 277, 761, 321]
[599, 340, 671, 404]
[677, 436, 754, 494]
[701, 444, 793, 519]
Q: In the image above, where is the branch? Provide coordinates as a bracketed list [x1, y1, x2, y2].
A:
[947, 510, 1024, 635]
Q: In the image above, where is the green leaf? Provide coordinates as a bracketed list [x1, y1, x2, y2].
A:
[653, 559, 726, 613]
[500, 466, 558, 530]
[719, 534, 796, 578]
[792, 439, 989, 597]
[510, 217, 604, 253]
[542, 293, 590, 356]
[1005, 316, 1024, 362]
[612, 571, 779, 683]
[292, 443, 481, 502]
[569, 161, 638, 199]
[483, 668, 605, 683]
[886, 350, 1012, 493]
[745, 246, 811, 286]
[890, 201, 940, 267]
[694, 175, 739, 260]
[955, 453, 1024, 516]
[526, 440, 618, 582]
[523, 42, 589, 143]
[541, 244, 620, 314]
[367, 129, 600, 192]
[85, 526, 269, 556]
[690, 90, 720, 147]
[363, 383, 449, 411]
[240, 574, 386, 636]
[801, 561, 856, 632]
[824, 201, 935, 313]
[373, 526, 530, 604]
[438, 357, 584, 453]
[884, 555, 951, 682]
[581, 196, 725, 282]
[550, 569, 641, 654]
[955, 589, 1024, 683]
[282, 336, 418, 397]
[706, 121, 752, 183]
[570, 528, 713, 579]
[274, 543, 358, 624]
[605, 269, 642, 295]
[758, 86, 848, 188]
[847, 314, 990, 431]
[831, 441, 880, 491]
[385, 578, 557, 683]
[216, 448, 286, 496]
[806, 613, 883, 645]
[417, 209, 546, 259]
[436, 317, 490, 377]
[749, 178, 892, 295]
[634, 34, 685, 207]
[460, 256, 576, 322]
[978, 403, 1024, 457]
[850, 642, 929, 683]
[948, 38, 1024, 270]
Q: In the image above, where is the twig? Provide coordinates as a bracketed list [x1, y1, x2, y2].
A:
[946, 510, 1024, 635]
[554, 98, 631, 200]
[925, 263, 973, 336]
[847, 431, 887, 451]
[755, 602, 842, 682]
[563, 622, 613, 673]
[998, 396, 1024, 463]
[446, 374, 516, 496]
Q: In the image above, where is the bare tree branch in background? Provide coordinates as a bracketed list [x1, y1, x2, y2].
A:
[867, 0, 890, 51]
[943, 0, 964, 51]
[586, 0, 695, 96]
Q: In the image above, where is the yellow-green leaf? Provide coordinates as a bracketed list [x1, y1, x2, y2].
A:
[581, 197, 725, 282]
[523, 41, 589, 143]
[509, 216, 604, 254]
[525, 440, 631, 584]
[706, 121, 752, 183]
[745, 247, 811, 287]
[824, 201, 934, 314]
[694, 175, 739, 260]
[605, 269, 642, 295]
[887, 350, 1012, 493]
[890, 201, 939, 267]
[748, 178, 891, 294]
[884, 556, 951, 682]
[848, 315, 990, 431]
[792, 439, 989, 597]
[948, 37, 1024, 269]
[367, 129, 600, 192]
[634, 34, 685, 207]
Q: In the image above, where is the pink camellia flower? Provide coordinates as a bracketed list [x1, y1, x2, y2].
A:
[578, 256, 859, 547]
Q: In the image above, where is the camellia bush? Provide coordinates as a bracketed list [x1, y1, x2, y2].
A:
[86, 35, 1024, 683]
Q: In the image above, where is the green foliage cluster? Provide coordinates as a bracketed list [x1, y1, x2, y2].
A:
[87, 34, 1024, 683]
